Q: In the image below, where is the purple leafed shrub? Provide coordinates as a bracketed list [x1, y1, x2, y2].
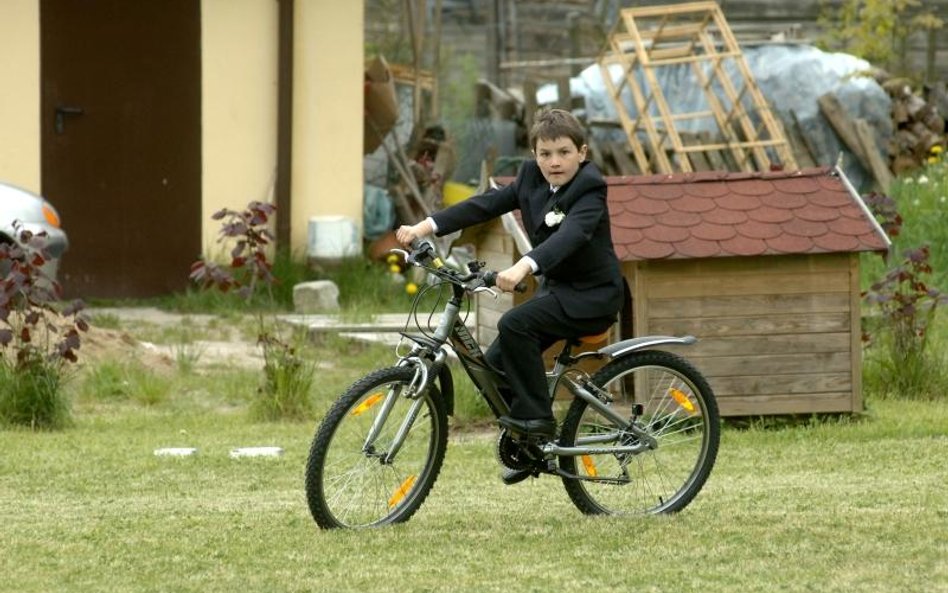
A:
[0, 221, 87, 428]
[189, 201, 313, 421]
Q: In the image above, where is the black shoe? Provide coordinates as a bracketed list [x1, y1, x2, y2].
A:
[500, 467, 532, 485]
[498, 415, 556, 439]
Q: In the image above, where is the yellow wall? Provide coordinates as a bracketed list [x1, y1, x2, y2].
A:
[201, 0, 279, 254]
[293, 1, 365, 253]
[0, 0, 41, 193]
[0, 0, 365, 260]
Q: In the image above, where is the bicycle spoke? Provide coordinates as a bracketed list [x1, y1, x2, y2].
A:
[559, 353, 719, 515]
[306, 367, 448, 528]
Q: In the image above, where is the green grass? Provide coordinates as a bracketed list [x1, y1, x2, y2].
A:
[4, 152, 945, 592]
[1, 397, 945, 593]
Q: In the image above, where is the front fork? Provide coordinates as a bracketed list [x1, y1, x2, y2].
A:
[362, 351, 445, 463]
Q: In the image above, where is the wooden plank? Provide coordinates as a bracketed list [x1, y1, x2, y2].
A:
[481, 253, 515, 275]
[608, 141, 638, 174]
[605, 36, 672, 172]
[614, 24, 706, 42]
[650, 311, 851, 337]
[679, 132, 713, 171]
[479, 230, 514, 255]
[556, 76, 571, 110]
[649, 292, 851, 318]
[645, 269, 850, 298]
[523, 79, 538, 130]
[818, 92, 873, 172]
[789, 109, 823, 166]
[621, 2, 723, 19]
[476, 304, 506, 328]
[688, 351, 852, 376]
[854, 118, 894, 192]
[696, 131, 727, 170]
[682, 333, 851, 357]
[781, 113, 816, 168]
[641, 253, 850, 276]
[479, 326, 498, 348]
[586, 138, 613, 175]
[708, 372, 851, 397]
[848, 253, 863, 412]
[717, 392, 857, 416]
[696, 29, 772, 170]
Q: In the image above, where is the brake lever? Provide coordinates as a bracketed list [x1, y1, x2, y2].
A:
[472, 285, 498, 298]
[389, 248, 410, 263]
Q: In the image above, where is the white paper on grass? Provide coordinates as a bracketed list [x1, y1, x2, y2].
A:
[154, 447, 198, 457]
[229, 446, 284, 459]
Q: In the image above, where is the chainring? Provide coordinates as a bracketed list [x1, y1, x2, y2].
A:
[496, 429, 540, 471]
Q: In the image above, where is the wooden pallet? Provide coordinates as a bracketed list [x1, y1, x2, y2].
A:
[597, 1, 798, 174]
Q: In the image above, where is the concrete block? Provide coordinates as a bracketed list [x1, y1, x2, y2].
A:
[293, 280, 340, 313]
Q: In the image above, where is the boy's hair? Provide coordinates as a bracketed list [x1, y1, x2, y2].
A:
[529, 108, 586, 151]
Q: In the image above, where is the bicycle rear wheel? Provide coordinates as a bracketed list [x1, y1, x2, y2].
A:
[305, 366, 448, 529]
[559, 350, 719, 515]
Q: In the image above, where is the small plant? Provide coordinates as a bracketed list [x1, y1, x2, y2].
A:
[189, 201, 314, 421]
[189, 201, 278, 304]
[0, 222, 87, 429]
[863, 245, 948, 398]
[862, 184, 948, 402]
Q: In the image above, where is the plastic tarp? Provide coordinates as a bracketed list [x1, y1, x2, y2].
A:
[539, 44, 891, 190]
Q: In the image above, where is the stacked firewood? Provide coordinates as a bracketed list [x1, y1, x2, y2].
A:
[882, 77, 948, 174]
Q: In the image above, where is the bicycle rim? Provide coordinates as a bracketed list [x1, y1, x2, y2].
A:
[560, 351, 719, 515]
[305, 367, 447, 528]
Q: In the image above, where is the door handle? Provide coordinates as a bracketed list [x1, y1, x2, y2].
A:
[54, 105, 84, 134]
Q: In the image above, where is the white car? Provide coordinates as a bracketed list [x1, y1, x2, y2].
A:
[0, 181, 69, 283]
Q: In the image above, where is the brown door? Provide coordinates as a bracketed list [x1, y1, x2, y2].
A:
[41, 0, 201, 299]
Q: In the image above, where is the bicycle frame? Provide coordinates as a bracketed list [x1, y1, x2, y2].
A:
[367, 260, 699, 464]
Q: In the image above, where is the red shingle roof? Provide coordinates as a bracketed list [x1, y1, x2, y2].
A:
[604, 167, 890, 261]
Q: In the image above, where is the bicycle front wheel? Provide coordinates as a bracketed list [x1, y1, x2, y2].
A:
[559, 350, 719, 515]
[305, 366, 448, 529]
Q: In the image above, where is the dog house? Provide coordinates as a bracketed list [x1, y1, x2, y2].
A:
[467, 166, 889, 416]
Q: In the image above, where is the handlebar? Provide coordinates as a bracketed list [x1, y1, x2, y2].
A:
[400, 240, 527, 294]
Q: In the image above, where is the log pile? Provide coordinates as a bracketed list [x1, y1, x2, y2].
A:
[882, 77, 948, 174]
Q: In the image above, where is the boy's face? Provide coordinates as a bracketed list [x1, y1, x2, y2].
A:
[533, 136, 587, 187]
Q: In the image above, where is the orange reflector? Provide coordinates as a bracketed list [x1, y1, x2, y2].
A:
[350, 393, 383, 416]
[42, 204, 61, 228]
[670, 388, 695, 413]
[388, 475, 416, 508]
[581, 455, 598, 477]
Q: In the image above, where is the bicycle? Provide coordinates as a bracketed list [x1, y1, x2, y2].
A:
[304, 240, 720, 529]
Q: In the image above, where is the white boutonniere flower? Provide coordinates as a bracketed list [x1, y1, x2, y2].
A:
[545, 208, 566, 227]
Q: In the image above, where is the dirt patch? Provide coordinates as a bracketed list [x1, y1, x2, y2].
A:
[78, 307, 265, 371]
[77, 325, 176, 371]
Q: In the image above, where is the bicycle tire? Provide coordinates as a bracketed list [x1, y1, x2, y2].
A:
[305, 366, 448, 529]
[559, 350, 719, 515]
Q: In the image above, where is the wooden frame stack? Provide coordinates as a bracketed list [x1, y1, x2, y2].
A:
[598, 1, 797, 174]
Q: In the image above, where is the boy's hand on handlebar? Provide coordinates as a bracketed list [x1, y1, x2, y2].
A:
[395, 220, 434, 247]
[495, 259, 532, 293]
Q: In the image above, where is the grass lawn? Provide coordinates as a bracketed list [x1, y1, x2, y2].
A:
[2, 396, 946, 593]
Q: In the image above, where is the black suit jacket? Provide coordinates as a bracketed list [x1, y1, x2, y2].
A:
[432, 160, 623, 320]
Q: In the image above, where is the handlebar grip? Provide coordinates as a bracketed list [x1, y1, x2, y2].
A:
[409, 239, 444, 269]
[483, 272, 528, 293]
